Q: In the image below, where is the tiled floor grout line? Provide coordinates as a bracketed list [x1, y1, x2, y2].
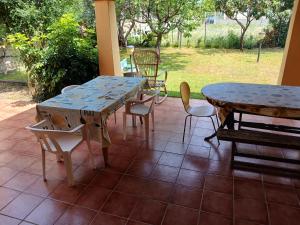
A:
[262, 174, 272, 225]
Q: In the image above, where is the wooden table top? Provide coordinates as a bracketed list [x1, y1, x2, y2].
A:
[202, 83, 300, 111]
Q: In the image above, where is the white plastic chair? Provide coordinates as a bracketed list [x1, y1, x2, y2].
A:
[61, 85, 80, 94]
[26, 117, 95, 186]
[123, 90, 158, 140]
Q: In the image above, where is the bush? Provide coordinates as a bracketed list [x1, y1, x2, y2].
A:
[7, 14, 98, 101]
[204, 31, 258, 50]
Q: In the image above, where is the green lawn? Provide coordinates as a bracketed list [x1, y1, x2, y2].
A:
[0, 70, 28, 82]
[0, 48, 284, 100]
[158, 47, 284, 99]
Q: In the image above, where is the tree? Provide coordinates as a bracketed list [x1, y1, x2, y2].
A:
[0, 0, 77, 36]
[215, 0, 267, 51]
[129, 0, 203, 51]
[265, 0, 294, 47]
[116, 0, 136, 47]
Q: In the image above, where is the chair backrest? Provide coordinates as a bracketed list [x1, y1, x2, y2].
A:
[26, 119, 64, 154]
[61, 85, 79, 94]
[180, 81, 191, 112]
[133, 50, 159, 80]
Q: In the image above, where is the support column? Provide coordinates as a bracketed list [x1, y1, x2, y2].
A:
[95, 0, 121, 76]
[278, 0, 300, 85]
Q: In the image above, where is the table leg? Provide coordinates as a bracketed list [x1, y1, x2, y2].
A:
[226, 112, 237, 166]
[102, 147, 109, 167]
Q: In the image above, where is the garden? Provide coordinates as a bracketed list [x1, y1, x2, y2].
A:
[0, 0, 293, 100]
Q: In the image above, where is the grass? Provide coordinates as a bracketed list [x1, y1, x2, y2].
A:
[0, 70, 28, 82]
[158, 47, 284, 99]
[1, 48, 284, 100]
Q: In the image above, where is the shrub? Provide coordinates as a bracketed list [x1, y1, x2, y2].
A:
[204, 31, 258, 50]
[7, 14, 98, 101]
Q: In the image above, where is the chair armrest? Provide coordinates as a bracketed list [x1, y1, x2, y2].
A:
[157, 70, 168, 81]
[26, 122, 85, 134]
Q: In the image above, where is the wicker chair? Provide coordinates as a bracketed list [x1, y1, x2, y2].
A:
[133, 49, 168, 104]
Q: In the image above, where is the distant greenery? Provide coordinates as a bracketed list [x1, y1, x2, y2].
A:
[0, 70, 27, 82]
[7, 14, 98, 101]
[204, 31, 258, 49]
[159, 47, 283, 99]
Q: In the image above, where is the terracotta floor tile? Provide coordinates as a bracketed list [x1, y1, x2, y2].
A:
[164, 142, 188, 154]
[177, 168, 204, 189]
[5, 155, 37, 170]
[186, 145, 210, 158]
[102, 192, 138, 217]
[233, 170, 262, 181]
[235, 220, 266, 225]
[19, 221, 35, 225]
[24, 177, 61, 197]
[0, 166, 18, 185]
[126, 160, 156, 178]
[150, 164, 179, 183]
[73, 165, 97, 185]
[198, 211, 232, 225]
[134, 150, 162, 163]
[127, 221, 151, 225]
[89, 171, 121, 189]
[142, 180, 173, 202]
[158, 152, 184, 167]
[265, 184, 300, 206]
[0, 214, 21, 225]
[205, 175, 233, 194]
[130, 198, 167, 225]
[91, 212, 126, 225]
[235, 198, 268, 224]
[268, 203, 300, 225]
[189, 135, 206, 146]
[115, 175, 146, 195]
[76, 186, 111, 210]
[3, 171, 39, 191]
[262, 174, 293, 187]
[25, 199, 69, 225]
[234, 179, 264, 201]
[0, 139, 16, 151]
[171, 185, 202, 209]
[181, 155, 209, 172]
[202, 190, 233, 218]
[54, 206, 96, 225]
[49, 182, 86, 204]
[0, 186, 20, 209]
[1, 193, 43, 219]
[162, 204, 198, 225]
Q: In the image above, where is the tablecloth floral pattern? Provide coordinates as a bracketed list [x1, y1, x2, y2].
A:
[36, 76, 147, 148]
[202, 83, 300, 124]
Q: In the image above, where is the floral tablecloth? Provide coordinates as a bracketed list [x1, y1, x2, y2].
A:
[202, 83, 300, 124]
[36, 76, 147, 148]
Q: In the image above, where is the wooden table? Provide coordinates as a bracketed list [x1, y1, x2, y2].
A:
[202, 82, 300, 175]
[37, 76, 146, 166]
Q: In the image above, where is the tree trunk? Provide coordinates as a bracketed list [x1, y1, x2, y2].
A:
[156, 33, 163, 53]
[118, 24, 127, 47]
[240, 29, 246, 51]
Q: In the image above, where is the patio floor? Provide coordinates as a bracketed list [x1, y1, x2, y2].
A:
[0, 97, 300, 225]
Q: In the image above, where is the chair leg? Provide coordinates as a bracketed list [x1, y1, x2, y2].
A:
[86, 140, 96, 169]
[144, 115, 150, 141]
[139, 116, 143, 125]
[114, 112, 117, 124]
[63, 153, 74, 186]
[151, 111, 155, 131]
[215, 115, 220, 127]
[42, 149, 46, 181]
[183, 115, 190, 143]
[189, 116, 192, 129]
[132, 115, 137, 127]
[123, 113, 127, 140]
[210, 116, 220, 145]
